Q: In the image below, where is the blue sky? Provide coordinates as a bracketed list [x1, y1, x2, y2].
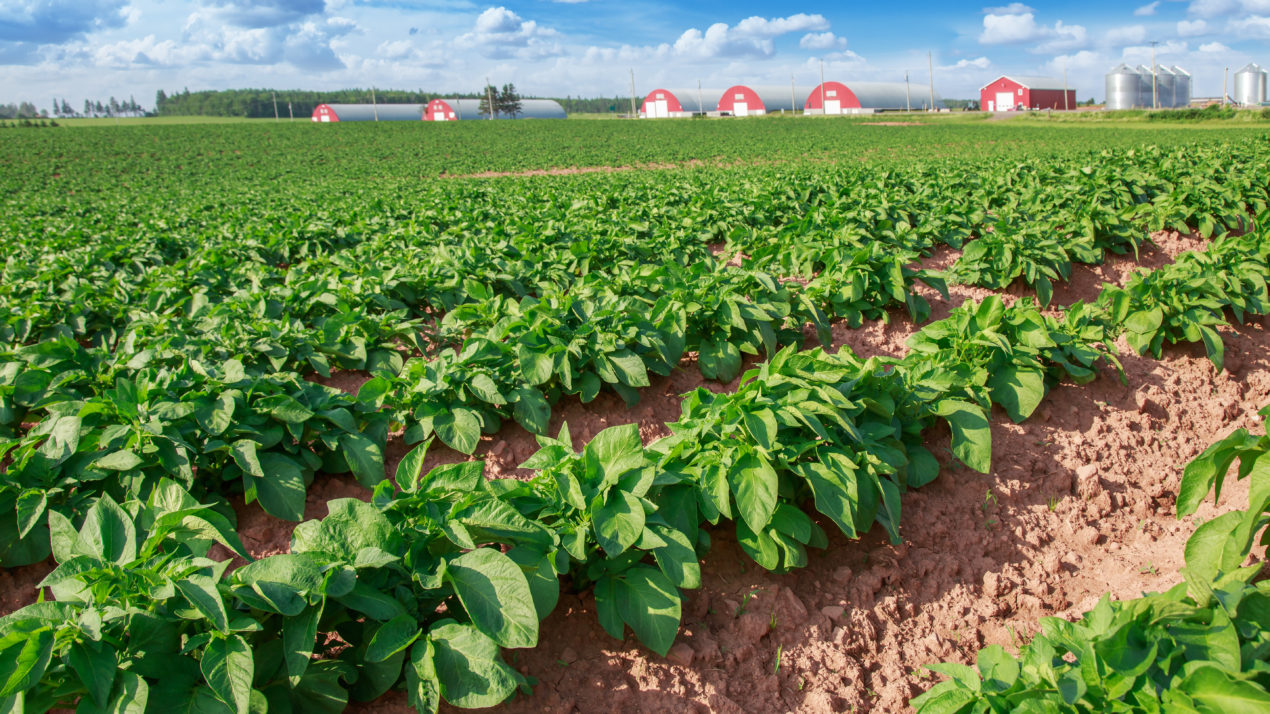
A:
[1, 1, 1266, 110]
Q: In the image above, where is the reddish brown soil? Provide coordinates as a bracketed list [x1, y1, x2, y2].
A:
[3, 230, 1265, 714]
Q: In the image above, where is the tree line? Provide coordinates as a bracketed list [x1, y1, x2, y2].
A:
[152, 88, 636, 118]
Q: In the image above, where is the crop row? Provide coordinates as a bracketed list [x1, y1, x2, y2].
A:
[1, 223, 1265, 712]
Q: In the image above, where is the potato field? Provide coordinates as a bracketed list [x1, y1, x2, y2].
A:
[1, 117, 1269, 713]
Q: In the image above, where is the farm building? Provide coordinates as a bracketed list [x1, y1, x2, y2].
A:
[804, 81, 943, 113]
[424, 98, 567, 121]
[716, 85, 810, 115]
[639, 88, 725, 118]
[980, 76, 1075, 111]
[311, 103, 426, 122]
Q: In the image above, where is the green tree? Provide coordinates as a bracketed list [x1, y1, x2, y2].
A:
[497, 83, 522, 118]
[477, 84, 499, 118]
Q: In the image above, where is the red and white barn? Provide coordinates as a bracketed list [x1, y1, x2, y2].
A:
[980, 76, 1075, 111]
[639, 88, 727, 118]
[310, 103, 426, 122]
[805, 81, 940, 113]
[424, 98, 567, 120]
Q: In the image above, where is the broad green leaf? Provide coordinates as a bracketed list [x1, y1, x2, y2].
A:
[367, 614, 421, 664]
[517, 345, 554, 386]
[340, 432, 385, 487]
[176, 575, 231, 633]
[1179, 665, 1270, 712]
[394, 440, 431, 492]
[615, 566, 682, 656]
[512, 387, 550, 435]
[468, 373, 505, 405]
[259, 394, 313, 424]
[405, 640, 440, 714]
[743, 409, 779, 451]
[39, 415, 81, 464]
[592, 489, 645, 558]
[429, 622, 518, 709]
[607, 349, 650, 388]
[80, 496, 136, 565]
[935, 400, 991, 474]
[249, 453, 307, 522]
[201, 635, 253, 714]
[444, 548, 538, 649]
[0, 625, 54, 697]
[283, 601, 323, 686]
[95, 450, 143, 471]
[729, 450, 778, 535]
[68, 641, 116, 707]
[699, 339, 742, 382]
[987, 366, 1046, 423]
[434, 408, 480, 455]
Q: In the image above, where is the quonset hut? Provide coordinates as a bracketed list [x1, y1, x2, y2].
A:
[423, 98, 567, 120]
[639, 88, 725, 117]
[311, 103, 426, 122]
[805, 81, 943, 113]
[716, 85, 810, 115]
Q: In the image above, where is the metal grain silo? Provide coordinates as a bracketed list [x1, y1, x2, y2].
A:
[1234, 63, 1268, 107]
[1105, 64, 1141, 110]
[1135, 65, 1157, 108]
[1171, 66, 1191, 107]
[1155, 66, 1178, 108]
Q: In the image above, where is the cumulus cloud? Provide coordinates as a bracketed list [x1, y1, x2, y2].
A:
[1105, 25, 1147, 45]
[178, 12, 356, 71]
[799, 31, 846, 50]
[456, 7, 562, 59]
[1134, 1, 1159, 15]
[1199, 40, 1231, 51]
[1187, 0, 1270, 17]
[1177, 19, 1208, 35]
[979, 7, 1086, 51]
[1122, 39, 1188, 63]
[938, 57, 991, 71]
[0, 0, 130, 44]
[197, 0, 326, 29]
[1229, 14, 1270, 37]
[672, 14, 829, 59]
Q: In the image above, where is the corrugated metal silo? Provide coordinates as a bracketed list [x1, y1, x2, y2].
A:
[1234, 63, 1268, 107]
[1105, 64, 1141, 110]
[1136, 65, 1158, 108]
[1171, 66, 1191, 107]
[1155, 66, 1178, 108]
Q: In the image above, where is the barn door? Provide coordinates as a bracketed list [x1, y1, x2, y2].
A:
[825, 99, 841, 114]
[653, 99, 668, 118]
[734, 102, 748, 117]
[995, 92, 1014, 111]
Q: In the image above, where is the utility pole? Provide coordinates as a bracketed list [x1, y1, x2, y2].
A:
[818, 58, 825, 114]
[272, 91, 279, 121]
[790, 74, 796, 114]
[905, 71, 911, 111]
[1223, 66, 1229, 105]
[485, 78, 494, 119]
[371, 87, 379, 121]
[288, 101, 293, 121]
[629, 69, 637, 118]
[698, 79, 704, 114]
[928, 51, 935, 111]
[1149, 41, 1159, 109]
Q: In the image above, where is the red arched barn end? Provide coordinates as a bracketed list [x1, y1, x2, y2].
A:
[717, 85, 766, 116]
[803, 82, 861, 114]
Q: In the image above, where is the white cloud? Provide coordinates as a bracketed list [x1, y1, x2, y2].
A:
[1134, 1, 1159, 15]
[672, 14, 829, 59]
[1187, 0, 1270, 17]
[1229, 15, 1270, 37]
[939, 57, 991, 70]
[1105, 25, 1147, 45]
[1122, 39, 1189, 64]
[1198, 40, 1230, 51]
[456, 6, 562, 59]
[799, 31, 846, 50]
[979, 8, 1086, 51]
[1177, 19, 1208, 35]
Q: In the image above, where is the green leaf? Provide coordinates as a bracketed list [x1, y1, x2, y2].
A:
[434, 408, 481, 455]
[0, 625, 54, 697]
[367, 614, 421, 664]
[231, 440, 265, 478]
[259, 394, 314, 424]
[405, 640, 440, 714]
[512, 387, 550, 435]
[517, 345, 554, 386]
[699, 339, 742, 382]
[248, 453, 307, 522]
[935, 400, 991, 474]
[340, 432, 385, 487]
[729, 450, 779, 535]
[987, 366, 1046, 423]
[80, 496, 136, 565]
[429, 622, 518, 709]
[39, 415, 81, 464]
[14, 490, 46, 540]
[743, 409, 779, 451]
[1178, 665, 1270, 712]
[283, 601, 323, 687]
[201, 635, 253, 714]
[394, 440, 431, 492]
[650, 525, 701, 590]
[444, 549, 538, 649]
[417, 461, 484, 494]
[607, 349, 650, 388]
[97, 670, 148, 714]
[592, 489, 645, 558]
[68, 641, 116, 708]
[175, 575, 231, 633]
[95, 450, 143, 471]
[468, 374, 506, 405]
[615, 566, 682, 657]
